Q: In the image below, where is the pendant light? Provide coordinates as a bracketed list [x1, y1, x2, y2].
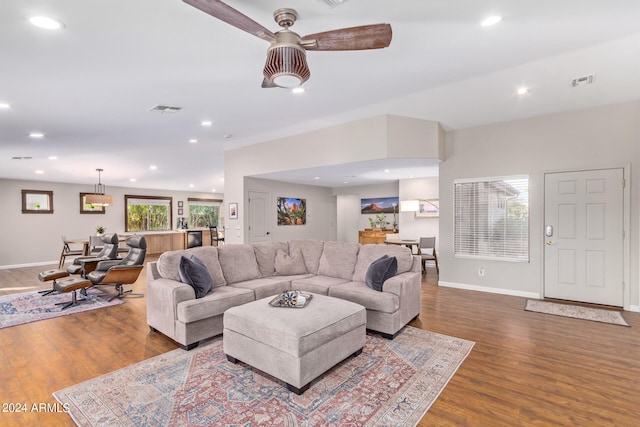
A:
[86, 168, 114, 206]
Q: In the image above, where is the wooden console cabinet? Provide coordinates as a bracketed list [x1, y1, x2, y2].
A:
[358, 229, 397, 244]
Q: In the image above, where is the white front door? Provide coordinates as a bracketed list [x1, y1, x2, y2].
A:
[544, 168, 624, 306]
[248, 191, 270, 243]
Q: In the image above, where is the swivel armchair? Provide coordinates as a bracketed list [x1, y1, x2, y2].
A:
[67, 233, 120, 276]
[86, 235, 147, 301]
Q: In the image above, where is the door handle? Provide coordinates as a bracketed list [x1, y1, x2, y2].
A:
[546, 240, 554, 246]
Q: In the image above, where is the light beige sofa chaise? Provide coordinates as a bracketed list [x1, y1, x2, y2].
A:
[146, 240, 421, 350]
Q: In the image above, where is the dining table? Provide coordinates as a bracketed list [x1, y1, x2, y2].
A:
[384, 239, 421, 254]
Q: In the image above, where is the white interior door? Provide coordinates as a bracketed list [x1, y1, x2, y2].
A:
[248, 191, 270, 243]
[544, 168, 624, 306]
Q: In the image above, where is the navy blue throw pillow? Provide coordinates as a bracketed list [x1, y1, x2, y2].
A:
[365, 255, 398, 292]
[178, 255, 214, 298]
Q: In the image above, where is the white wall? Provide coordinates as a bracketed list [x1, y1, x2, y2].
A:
[0, 179, 223, 267]
[244, 177, 337, 242]
[398, 177, 440, 247]
[439, 100, 640, 309]
[224, 115, 443, 243]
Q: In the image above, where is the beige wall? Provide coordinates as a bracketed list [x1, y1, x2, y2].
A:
[0, 178, 222, 267]
[439, 100, 640, 310]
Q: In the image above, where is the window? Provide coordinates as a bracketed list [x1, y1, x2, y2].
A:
[125, 195, 172, 232]
[454, 175, 529, 262]
[21, 189, 53, 214]
[188, 198, 222, 228]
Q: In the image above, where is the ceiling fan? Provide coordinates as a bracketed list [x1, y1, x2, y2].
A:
[182, 0, 392, 88]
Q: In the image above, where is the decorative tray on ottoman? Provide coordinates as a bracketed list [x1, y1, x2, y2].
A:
[269, 290, 313, 308]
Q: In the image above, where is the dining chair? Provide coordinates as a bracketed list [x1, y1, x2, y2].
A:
[58, 236, 85, 269]
[419, 237, 439, 275]
[209, 226, 225, 246]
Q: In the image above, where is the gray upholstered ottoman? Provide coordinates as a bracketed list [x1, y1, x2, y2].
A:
[223, 293, 366, 394]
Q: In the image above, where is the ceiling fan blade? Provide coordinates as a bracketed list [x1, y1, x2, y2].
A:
[183, 0, 276, 43]
[302, 24, 392, 51]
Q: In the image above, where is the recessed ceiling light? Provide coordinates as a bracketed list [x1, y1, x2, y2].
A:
[129, 178, 136, 182]
[29, 132, 44, 139]
[292, 87, 305, 94]
[149, 165, 157, 170]
[314, 176, 320, 180]
[211, 188, 216, 192]
[48, 156, 58, 160]
[384, 169, 390, 173]
[189, 184, 194, 188]
[0, 103, 10, 109]
[516, 87, 529, 96]
[343, 181, 349, 184]
[29, 16, 64, 30]
[481, 16, 502, 27]
[35, 170, 44, 174]
[189, 139, 198, 143]
[201, 120, 213, 126]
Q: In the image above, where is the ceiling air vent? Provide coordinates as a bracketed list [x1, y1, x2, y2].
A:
[12, 156, 33, 160]
[149, 105, 182, 113]
[571, 74, 595, 87]
[316, 0, 351, 8]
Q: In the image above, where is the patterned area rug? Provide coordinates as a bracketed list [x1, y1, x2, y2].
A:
[54, 327, 474, 426]
[525, 300, 629, 326]
[0, 288, 124, 329]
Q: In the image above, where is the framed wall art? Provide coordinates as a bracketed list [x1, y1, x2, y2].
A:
[80, 192, 106, 214]
[229, 202, 238, 219]
[277, 197, 306, 225]
[360, 197, 399, 214]
[416, 199, 439, 218]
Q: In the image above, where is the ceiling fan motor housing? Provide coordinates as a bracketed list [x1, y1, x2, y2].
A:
[263, 31, 310, 88]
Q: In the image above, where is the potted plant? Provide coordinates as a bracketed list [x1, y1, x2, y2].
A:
[375, 213, 390, 229]
[96, 226, 106, 235]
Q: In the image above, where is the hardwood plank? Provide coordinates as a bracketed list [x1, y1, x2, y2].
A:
[0, 262, 638, 426]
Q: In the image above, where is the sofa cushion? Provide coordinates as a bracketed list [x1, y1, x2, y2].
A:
[317, 241, 360, 281]
[365, 255, 398, 292]
[157, 246, 226, 288]
[229, 278, 291, 300]
[177, 286, 255, 323]
[352, 244, 413, 282]
[328, 281, 399, 314]
[178, 255, 214, 298]
[288, 240, 325, 274]
[291, 276, 350, 296]
[274, 248, 307, 276]
[253, 241, 289, 277]
[217, 244, 261, 284]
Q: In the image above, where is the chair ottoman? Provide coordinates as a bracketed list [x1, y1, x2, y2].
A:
[223, 293, 366, 394]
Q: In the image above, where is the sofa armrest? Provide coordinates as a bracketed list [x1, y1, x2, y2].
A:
[382, 271, 419, 298]
[146, 268, 196, 339]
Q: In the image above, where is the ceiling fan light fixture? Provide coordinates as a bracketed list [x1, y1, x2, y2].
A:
[264, 44, 310, 88]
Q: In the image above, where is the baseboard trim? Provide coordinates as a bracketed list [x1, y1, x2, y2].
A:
[438, 281, 541, 299]
[629, 305, 640, 313]
[0, 260, 59, 270]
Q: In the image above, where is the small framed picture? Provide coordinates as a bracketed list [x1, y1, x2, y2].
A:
[178, 208, 184, 215]
[178, 201, 184, 208]
[415, 199, 439, 218]
[229, 202, 238, 219]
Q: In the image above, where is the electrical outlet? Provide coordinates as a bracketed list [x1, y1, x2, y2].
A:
[478, 268, 485, 277]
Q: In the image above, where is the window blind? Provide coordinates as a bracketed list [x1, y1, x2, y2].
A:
[454, 175, 529, 262]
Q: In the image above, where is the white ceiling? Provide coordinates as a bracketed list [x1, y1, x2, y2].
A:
[2, 0, 640, 192]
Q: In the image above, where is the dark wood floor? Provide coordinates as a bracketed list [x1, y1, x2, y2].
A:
[1, 258, 638, 426]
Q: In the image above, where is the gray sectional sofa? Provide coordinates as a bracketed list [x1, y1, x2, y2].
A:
[146, 240, 421, 350]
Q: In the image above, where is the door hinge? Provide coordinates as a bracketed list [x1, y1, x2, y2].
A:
[622, 282, 625, 291]
[622, 179, 626, 188]
[622, 230, 625, 239]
